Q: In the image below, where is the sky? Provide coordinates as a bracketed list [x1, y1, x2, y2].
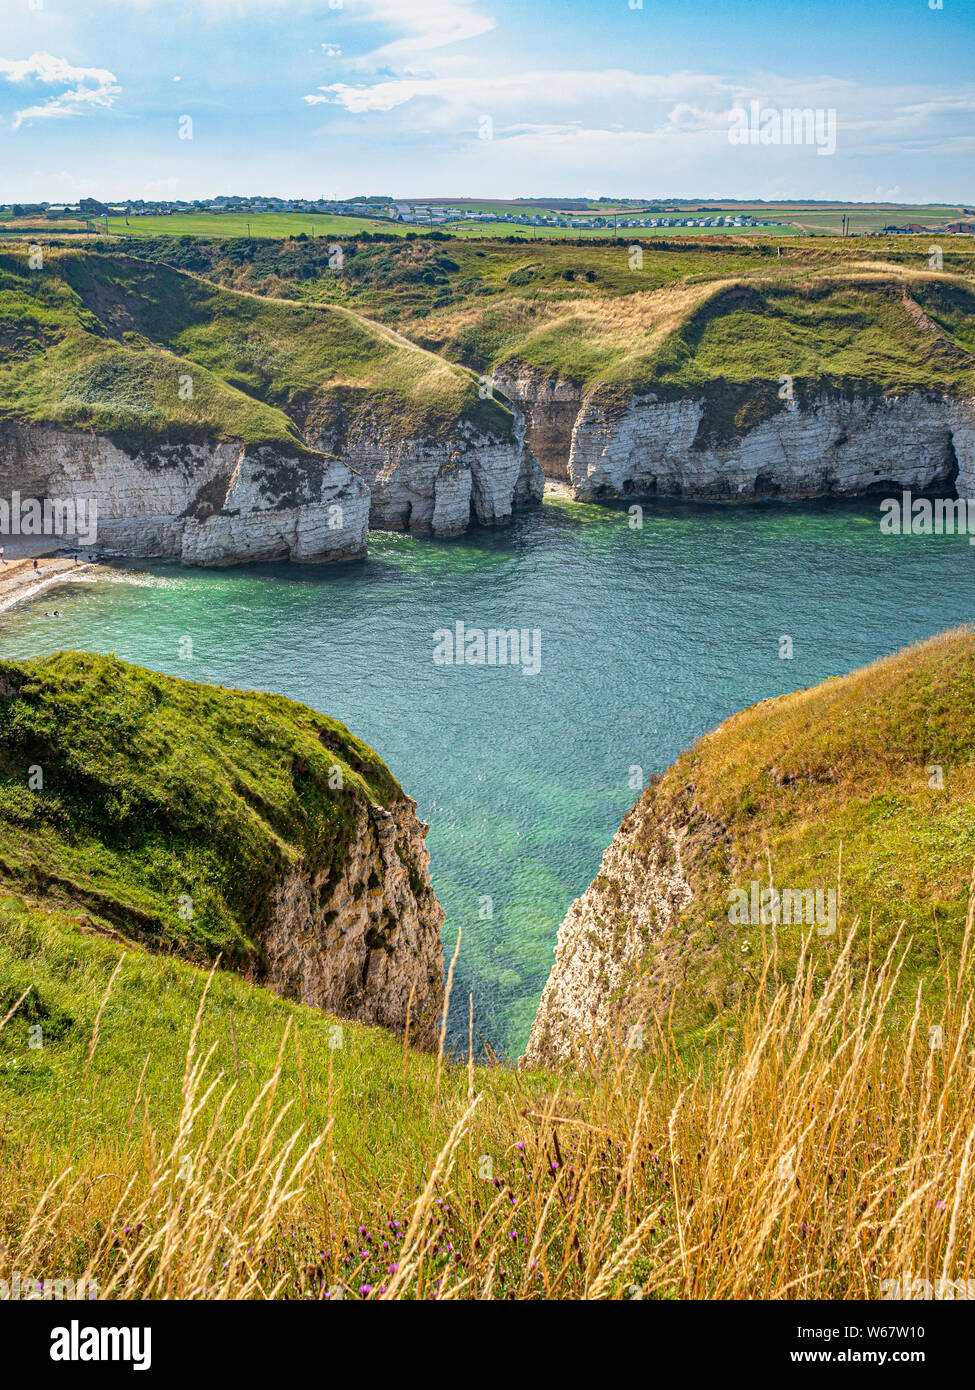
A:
[0, 0, 972, 204]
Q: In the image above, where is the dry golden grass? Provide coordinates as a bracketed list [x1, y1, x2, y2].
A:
[3, 890, 974, 1300]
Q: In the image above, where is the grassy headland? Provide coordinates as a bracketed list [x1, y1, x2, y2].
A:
[0, 651, 401, 970]
[608, 629, 975, 1046]
[1, 637, 974, 1297]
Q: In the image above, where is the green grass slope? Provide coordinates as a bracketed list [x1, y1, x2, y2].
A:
[0, 652, 402, 972]
[0, 247, 514, 449]
[623, 628, 975, 1038]
[0, 249, 306, 451]
[0, 892, 481, 1208]
[114, 234, 975, 403]
[487, 272, 975, 409]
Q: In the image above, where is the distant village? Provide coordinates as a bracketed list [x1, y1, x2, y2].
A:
[5, 195, 974, 237]
[3, 194, 778, 231]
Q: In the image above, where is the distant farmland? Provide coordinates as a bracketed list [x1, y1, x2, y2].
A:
[2, 204, 966, 246]
[105, 211, 799, 241]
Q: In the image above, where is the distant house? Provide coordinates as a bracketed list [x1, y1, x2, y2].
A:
[945, 221, 975, 234]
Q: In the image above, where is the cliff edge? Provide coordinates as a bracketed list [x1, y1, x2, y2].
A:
[0, 652, 445, 1042]
[524, 628, 975, 1066]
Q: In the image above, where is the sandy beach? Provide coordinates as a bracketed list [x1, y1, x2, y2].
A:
[0, 554, 100, 613]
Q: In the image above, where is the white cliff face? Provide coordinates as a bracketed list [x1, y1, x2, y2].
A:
[0, 423, 369, 564]
[569, 391, 975, 501]
[493, 367, 975, 503]
[307, 412, 543, 537]
[522, 797, 693, 1070]
[263, 794, 444, 1045]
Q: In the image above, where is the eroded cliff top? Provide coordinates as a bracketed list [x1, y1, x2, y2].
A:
[0, 651, 418, 973]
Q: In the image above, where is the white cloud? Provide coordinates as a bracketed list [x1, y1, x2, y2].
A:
[0, 52, 120, 130]
[143, 176, 181, 195]
[305, 68, 734, 115]
[340, 0, 495, 71]
[304, 64, 975, 167]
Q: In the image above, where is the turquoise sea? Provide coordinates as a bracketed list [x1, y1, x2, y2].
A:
[3, 496, 974, 1056]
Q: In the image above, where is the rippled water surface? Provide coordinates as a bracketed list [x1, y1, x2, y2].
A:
[3, 497, 974, 1055]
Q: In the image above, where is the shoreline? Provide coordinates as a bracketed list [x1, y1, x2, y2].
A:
[0, 555, 109, 614]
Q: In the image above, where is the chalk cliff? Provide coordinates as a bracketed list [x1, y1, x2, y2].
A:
[0, 423, 370, 565]
[265, 794, 444, 1039]
[494, 368, 975, 502]
[305, 405, 543, 536]
[522, 796, 694, 1069]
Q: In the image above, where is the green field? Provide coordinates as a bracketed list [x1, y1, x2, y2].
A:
[108, 213, 396, 240]
[719, 203, 968, 235]
[1, 200, 966, 247]
[106, 211, 804, 243]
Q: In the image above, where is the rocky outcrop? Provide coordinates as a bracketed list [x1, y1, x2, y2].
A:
[493, 369, 975, 502]
[0, 422, 369, 564]
[522, 798, 694, 1069]
[264, 794, 444, 1044]
[525, 630, 975, 1069]
[306, 408, 543, 537]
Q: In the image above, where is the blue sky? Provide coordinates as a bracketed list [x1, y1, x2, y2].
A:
[0, 0, 972, 203]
